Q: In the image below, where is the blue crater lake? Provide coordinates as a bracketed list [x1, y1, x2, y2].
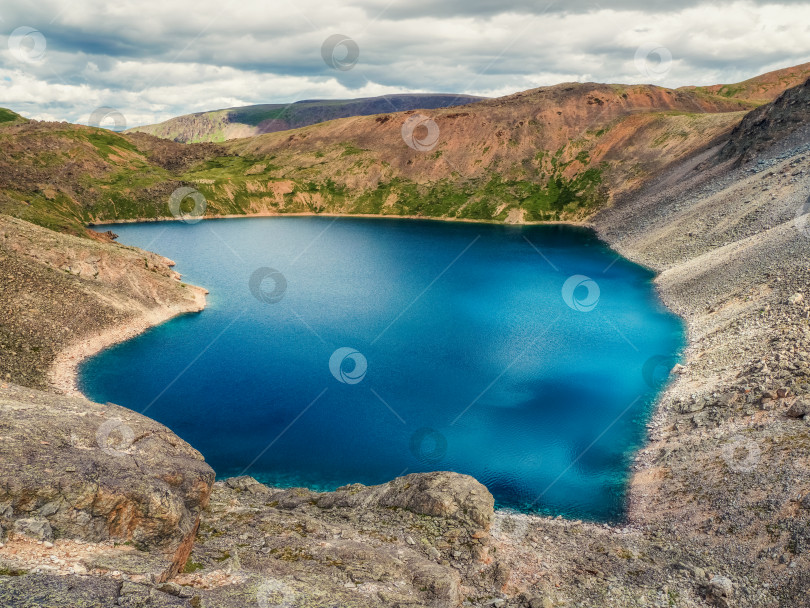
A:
[81, 217, 684, 521]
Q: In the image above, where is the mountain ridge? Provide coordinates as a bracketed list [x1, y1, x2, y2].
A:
[126, 93, 487, 143]
[682, 60, 810, 104]
[1, 63, 809, 236]
[127, 62, 810, 145]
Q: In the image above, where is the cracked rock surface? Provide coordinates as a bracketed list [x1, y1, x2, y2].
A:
[0, 383, 215, 578]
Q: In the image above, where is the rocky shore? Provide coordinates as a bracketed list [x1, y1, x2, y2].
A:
[48, 290, 207, 396]
[0, 215, 207, 393]
[589, 83, 810, 606]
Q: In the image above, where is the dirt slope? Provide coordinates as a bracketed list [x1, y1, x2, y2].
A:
[589, 76, 810, 607]
[0, 215, 206, 390]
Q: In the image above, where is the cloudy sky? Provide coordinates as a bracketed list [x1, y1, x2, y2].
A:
[1, 0, 809, 128]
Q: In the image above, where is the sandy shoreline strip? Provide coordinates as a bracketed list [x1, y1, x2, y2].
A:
[48, 286, 208, 397]
[88, 211, 591, 228]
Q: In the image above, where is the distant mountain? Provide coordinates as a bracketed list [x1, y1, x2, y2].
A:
[126, 94, 487, 143]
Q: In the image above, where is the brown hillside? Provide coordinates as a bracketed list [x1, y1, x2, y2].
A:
[226, 83, 752, 217]
[3, 64, 810, 231]
[684, 61, 810, 104]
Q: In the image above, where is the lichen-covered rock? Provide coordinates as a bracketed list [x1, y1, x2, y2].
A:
[177, 475, 499, 607]
[0, 574, 123, 608]
[0, 383, 215, 576]
[705, 575, 734, 608]
[378, 472, 494, 529]
[0, 575, 201, 608]
[12, 518, 53, 542]
[786, 397, 810, 419]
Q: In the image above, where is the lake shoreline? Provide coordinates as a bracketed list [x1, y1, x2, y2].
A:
[88, 211, 592, 228]
[48, 285, 208, 397]
[55, 212, 595, 402]
[76, 215, 677, 521]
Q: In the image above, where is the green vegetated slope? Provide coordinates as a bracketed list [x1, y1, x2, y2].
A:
[0, 122, 233, 235]
[192, 82, 756, 223]
[182, 140, 610, 223]
[1, 64, 807, 235]
[0, 109, 23, 124]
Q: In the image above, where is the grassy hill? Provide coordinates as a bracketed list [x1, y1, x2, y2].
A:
[0, 109, 26, 124]
[2, 64, 808, 236]
[126, 94, 486, 143]
[683, 61, 810, 104]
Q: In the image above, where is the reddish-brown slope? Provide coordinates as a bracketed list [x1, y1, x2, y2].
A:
[228, 83, 751, 210]
[684, 61, 810, 104]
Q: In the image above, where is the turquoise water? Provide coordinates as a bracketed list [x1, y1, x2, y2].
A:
[81, 217, 684, 521]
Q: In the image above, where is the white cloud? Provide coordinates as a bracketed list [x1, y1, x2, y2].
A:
[0, 0, 808, 126]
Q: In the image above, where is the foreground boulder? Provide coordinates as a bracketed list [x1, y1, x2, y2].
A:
[0, 470, 500, 607]
[316, 471, 494, 529]
[0, 383, 215, 577]
[180, 473, 498, 607]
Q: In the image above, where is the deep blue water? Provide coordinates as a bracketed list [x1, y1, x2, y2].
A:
[81, 217, 684, 522]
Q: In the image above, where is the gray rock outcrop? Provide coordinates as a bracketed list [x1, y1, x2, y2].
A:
[0, 383, 215, 577]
